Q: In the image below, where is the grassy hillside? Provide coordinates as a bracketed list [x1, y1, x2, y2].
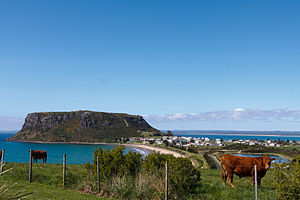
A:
[1, 162, 277, 200]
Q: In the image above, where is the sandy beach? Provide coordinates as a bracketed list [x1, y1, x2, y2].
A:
[125, 144, 186, 158]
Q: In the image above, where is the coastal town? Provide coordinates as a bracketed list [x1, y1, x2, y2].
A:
[128, 135, 300, 148]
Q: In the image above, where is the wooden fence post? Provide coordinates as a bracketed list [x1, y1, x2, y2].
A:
[97, 156, 100, 194]
[0, 148, 5, 175]
[254, 165, 257, 200]
[63, 154, 66, 186]
[165, 161, 168, 200]
[29, 149, 32, 182]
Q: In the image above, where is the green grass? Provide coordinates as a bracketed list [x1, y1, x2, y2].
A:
[0, 162, 110, 200]
[0, 162, 278, 200]
[0, 181, 102, 200]
[165, 146, 209, 168]
[199, 169, 276, 200]
[141, 131, 158, 137]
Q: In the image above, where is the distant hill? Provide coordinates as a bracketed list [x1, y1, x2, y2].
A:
[8, 111, 161, 142]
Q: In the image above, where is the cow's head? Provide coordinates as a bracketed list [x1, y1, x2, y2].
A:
[263, 156, 276, 170]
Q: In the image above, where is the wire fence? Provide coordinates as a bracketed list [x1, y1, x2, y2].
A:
[0, 148, 299, 199]
[0, 148, 171, 200]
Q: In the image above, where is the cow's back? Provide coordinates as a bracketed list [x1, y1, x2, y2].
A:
[32, 150, 47, 158]
[221, 155, 254, 177]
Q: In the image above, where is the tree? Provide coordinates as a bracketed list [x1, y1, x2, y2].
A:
[163, 140, 169, 147]
[165, 130, 173, 136]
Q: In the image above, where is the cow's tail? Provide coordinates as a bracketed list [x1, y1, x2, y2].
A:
[218, 156, 227, 177]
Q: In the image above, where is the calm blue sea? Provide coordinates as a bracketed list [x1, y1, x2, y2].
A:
[0, 133, 149, 164]
[177, 134, 300, 141]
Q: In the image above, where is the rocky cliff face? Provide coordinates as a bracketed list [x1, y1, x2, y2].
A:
[9, 111, 160, 142]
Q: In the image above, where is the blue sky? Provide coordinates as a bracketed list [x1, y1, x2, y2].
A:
[1, 0, 300, 131]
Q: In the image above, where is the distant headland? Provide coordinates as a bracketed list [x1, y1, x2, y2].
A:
[8, 110, 161, 142]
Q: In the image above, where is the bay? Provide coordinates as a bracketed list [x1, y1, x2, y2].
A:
[0, 133, 149, 164]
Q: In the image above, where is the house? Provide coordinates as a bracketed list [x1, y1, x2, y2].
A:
[249, 142, 255, 146]
[156, 140, 163, 145]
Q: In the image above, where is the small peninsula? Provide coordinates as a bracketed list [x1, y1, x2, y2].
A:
[8, 111, 161, 142]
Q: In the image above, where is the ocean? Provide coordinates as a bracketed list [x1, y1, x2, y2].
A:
[0, 133, 149, 164]
[175, 133, 300, 141]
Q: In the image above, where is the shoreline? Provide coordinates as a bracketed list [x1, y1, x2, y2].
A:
[124, 144, 186, 158]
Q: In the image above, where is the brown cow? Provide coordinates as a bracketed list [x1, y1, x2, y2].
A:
[31, 150, 47, 163]
[221, 155, 275, 187]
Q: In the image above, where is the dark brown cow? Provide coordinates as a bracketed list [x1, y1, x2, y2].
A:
[221, 155, 275, 187]
[31, 150, 47, 163]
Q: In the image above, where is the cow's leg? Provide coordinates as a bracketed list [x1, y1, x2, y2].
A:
[222, 169, 227, 186]
[257, 178, 261, 186]
[228, 171, 235, 187]
[252, 175, 255, 186]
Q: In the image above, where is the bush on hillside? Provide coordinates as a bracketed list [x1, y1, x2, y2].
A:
[85, 146, 201, 199]
[273, 156, 300, 200]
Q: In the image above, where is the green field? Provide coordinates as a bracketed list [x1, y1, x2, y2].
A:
[0, 163, 108, 200]
[200, 169, 275, 200]
[1, 162, 278, 200]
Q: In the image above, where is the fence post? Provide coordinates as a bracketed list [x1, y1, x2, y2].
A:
[29, 149, 32, 182]
[63, 154, 66, 186]
[254, 165, 257, 200]
[0, 148, 5, 175]
[165, 161, 168, 200]
[97, 156, 100, 194]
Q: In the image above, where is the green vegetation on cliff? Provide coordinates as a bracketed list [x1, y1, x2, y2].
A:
[9, 111, 161, 142]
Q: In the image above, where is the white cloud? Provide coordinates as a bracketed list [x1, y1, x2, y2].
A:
[234, 108, 245, 112]
[143, 109, 300, 123]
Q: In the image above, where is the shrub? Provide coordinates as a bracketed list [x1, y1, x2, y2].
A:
[273, 157, 300, 200]
[86, 146, 201, 199]
[203, 153, 217, 169]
